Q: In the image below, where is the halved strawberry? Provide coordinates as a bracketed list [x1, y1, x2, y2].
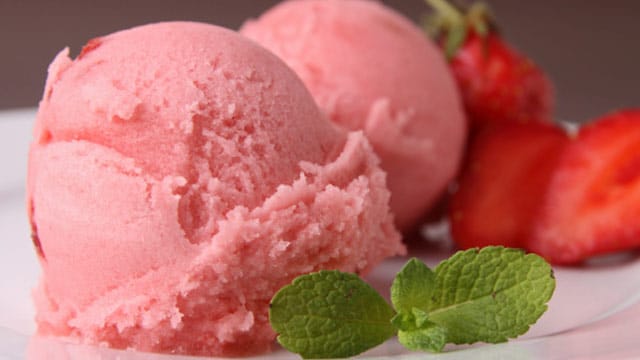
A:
[529, 109, 640, 264]
[449, 122, 568, 250]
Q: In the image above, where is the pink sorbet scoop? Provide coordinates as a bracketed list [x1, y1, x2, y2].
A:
[27, 21, 404, 356]
[241, 0, 467, 230]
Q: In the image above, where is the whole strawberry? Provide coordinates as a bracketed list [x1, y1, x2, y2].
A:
[426, 0, 554, 131]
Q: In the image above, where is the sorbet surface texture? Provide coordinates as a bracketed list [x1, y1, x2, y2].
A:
[27, 21, 404, 356]
[241, 0, 467, 229]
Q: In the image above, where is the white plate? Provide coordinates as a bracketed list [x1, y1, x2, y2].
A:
[2, 108, 640, 359]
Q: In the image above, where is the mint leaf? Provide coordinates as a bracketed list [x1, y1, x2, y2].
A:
[410, 307, 430, 329]
[391, 260, 445, 353]
[398, 320, 447, 353]
[390, 307, 428, 331]
[391, 258, 435, 313]
[269, 270, 396, 359]
[427, 247, 555, 344]
[393, 307, 446, 352]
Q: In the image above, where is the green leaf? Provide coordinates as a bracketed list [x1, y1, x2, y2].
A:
[445, 22, 468, 59]
[411, 307, 431, 329]
[427, 247, 556, 344]
[392, 307, 446, 352]
[269, 270, 397, 359]
[423, 13, 445, 38]
[468, 2, 491, 37]
[391, 258, 435, 313]
[398, 321, 447, 353]
[390, 307, 429, 331]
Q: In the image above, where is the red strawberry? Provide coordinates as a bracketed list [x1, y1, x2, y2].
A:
[529, 109, 640, 264]
[426, 0, 554, 131]
[449, 122, 568, 250]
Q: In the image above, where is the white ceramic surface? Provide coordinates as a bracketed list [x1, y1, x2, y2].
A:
[2, 108, 640, 359]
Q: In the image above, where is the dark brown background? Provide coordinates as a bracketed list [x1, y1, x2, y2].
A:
[1, 0, 638, 122]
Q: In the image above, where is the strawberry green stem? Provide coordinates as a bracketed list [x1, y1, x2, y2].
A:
[424, 0, 464, 24]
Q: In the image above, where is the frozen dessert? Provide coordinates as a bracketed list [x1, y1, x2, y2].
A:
[241, 0, 467, 230]
[27, 21, 404, 356]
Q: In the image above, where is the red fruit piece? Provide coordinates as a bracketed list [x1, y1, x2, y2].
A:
[426, 0, 554, 131]
[450, 32, 554, 130]
[529, 109, 640, 264]
[449, 122, 568, 250]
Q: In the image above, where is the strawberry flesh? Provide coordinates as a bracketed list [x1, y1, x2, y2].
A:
[449, 122, 568, 250]
[529, 110, 640, 264]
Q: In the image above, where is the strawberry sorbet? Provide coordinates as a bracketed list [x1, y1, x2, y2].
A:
[27, 22, 404, 356]
[241, 0, 467, 230]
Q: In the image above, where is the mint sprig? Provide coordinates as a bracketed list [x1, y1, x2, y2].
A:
[269, 246, 555, 358]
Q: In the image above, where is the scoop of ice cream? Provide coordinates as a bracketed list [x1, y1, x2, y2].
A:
[27, 21, 404, 356]
[241, 0, 467, 230]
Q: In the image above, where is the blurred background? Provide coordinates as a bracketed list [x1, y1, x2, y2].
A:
[1, 0, 638, 122]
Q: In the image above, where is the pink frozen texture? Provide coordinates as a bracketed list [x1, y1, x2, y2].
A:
[241, 0, 467, 230]
[27, 22, 404, 356]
